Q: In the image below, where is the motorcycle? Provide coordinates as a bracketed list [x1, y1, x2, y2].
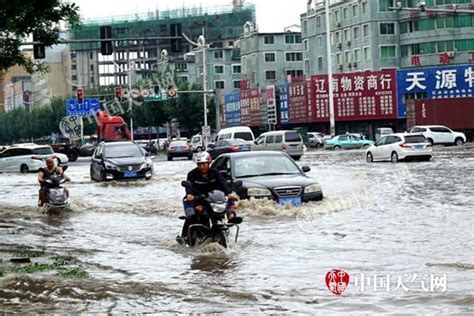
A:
[179, 180, 243, 248]
[43, 166, 70, 214]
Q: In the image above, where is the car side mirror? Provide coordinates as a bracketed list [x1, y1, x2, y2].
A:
[302, 166, 311, 173]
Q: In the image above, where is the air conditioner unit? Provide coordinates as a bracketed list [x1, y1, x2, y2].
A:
[346, 40, 351, 46]
[336, 42, 342, 49]
[347, 62, 352, 68]
[336, 22, 341, 27]
[338, 64, 343, 71]
[447, 51, 455, 58]
[352, 61, 358, 68]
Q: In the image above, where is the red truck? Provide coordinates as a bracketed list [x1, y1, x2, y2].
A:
[96, 111, 131, 142]
[410, 98, 474, 141]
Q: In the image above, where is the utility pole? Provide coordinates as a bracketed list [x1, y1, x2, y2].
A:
[128, 59, 134, 141]
[325, 0, 336, 137]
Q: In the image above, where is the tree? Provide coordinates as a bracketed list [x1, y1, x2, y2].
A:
[0, 1, 80, 73]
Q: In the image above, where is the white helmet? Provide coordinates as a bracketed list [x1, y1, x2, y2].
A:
[195, 151, 211, 164]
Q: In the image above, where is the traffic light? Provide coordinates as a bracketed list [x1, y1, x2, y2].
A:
[115, 87, 122, 101]
[76, 88, 84, 105]
[100, 26, 113, 56]
[33, 33, 46, 59]
[170, 23, 182, 53]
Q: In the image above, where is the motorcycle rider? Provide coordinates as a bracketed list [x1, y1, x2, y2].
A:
[178, 151, 240, 243]
[37, 157, 70, 206]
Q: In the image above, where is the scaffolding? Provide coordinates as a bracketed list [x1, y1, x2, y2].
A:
[70, 4, 256, 51]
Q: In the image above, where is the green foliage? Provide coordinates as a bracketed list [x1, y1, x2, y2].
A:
[6, 259, 88, 279]
[0, 1, 80, 72]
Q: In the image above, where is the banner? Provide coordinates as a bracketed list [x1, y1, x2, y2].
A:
[224, 92, 241, 127]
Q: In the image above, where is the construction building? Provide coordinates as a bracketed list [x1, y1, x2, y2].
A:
[68, 3, 256, 92]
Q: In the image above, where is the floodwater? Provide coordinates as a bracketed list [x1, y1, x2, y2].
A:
[0, 148, 473, 313]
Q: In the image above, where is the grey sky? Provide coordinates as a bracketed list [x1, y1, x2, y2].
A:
[73, 0, 307, 32]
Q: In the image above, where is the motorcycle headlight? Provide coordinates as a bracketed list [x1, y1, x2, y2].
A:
[304, 183, 322, 194]
[104, 161, 119, 170]
[211, 203, 227, 214]
[247, 187, 272, 197]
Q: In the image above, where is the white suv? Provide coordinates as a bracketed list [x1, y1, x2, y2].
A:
[409, 125, 466, 146]
[0, 144, 68, 173]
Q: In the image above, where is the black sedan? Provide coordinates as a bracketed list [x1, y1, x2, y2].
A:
[207, 139, 251, 160]
[90, 141, 153, 181]
[211, 151, 323, 206]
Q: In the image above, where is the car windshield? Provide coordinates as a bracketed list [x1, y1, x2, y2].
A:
[171, 141, 188, 147]
[234, 132, 253, 141]
[285, 132, 301, 142]
[32, 147, 54, 155]
[404, 135, 428, 143]
[234, 155, 301, 178]
[105, 144, 143, 158]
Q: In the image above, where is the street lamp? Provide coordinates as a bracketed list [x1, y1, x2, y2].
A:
[325, 0, 336, 137]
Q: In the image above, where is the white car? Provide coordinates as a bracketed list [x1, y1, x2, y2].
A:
[409, 125, 466, 146]
[307, 132, 325, 147]
[365, 133, 432, 163]
[0, 144, 68, 173]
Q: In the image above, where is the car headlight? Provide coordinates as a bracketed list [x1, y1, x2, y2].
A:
[304, 183, 322, 194]
[141, 159, 153, 169]
[104, 161, 119, 170]
[247, 187, 272, 197]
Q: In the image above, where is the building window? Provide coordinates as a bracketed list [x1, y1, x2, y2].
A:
[380, 45, 397, 58]
[362, 2, 368, 14]
[303, 20, 308, 35]
[354, 48, 361, 62]
[364, 46, 371, 60]
[380, 23, 396, 35]
[304, 59, 310, 73]
[336, 53, 342, 65]
[265, 70, 277, 80]
[344, 51, 351, 63]
[213, 50, 224, 59]
[264, 35, 275, 44]
[343, 7, 349, 19]
[317, 36, 323, 48]
[363, 24, 370, 37]
[71, 64, 76, 70]
[89, 52, 94, 59]
[353, 26, 360, 39]
[285, 34, 302, 44]
[71, 75, 77, 81]
[352, 4, 358, 17]
[304, 40, 309, 51]
[379, 0, 394, 12]
[335, 31, 341, 44]
[344, 29, 350, 42]
[70, 52, 77, 60]
[286, 70, 304, 77]
[214, 65, 224, 74]
[265, 52, 276, 62]
[316, 15, 321, 28]
[90, 77, 95, 84]
[285, 52, 303, 62]
[232, 64, 241, 74]
[334, 10, 340, 23]
[233, 80, 241, 89]
[215, 81, 225, 89]
[318, 56, 323, 70]
[90, 65, 94, 71]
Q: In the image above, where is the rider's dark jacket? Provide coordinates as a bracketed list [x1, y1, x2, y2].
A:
[186, 168, 231, 196]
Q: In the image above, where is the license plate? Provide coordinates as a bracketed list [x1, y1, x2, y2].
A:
[414, 145, 424, 150]
[124, 172, 137, 178]
[279, 197, 302, 207]
[290, 144, 298, 148]
[175, 147, 183, 152]
[240, 146, 251, 151]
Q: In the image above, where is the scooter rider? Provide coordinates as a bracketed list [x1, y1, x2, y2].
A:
[38, 157, 70, 206]
[178, 151, 240, 242]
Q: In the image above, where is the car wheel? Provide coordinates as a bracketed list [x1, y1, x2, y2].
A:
[293, 156, 301, 161]
[167, 156, 172, 161]
[334, 145, 341, 151]
[424, 156, 432, 162]
[366, 152, 374, 163]
[316, 142, 323, 148]
[454, 138, 464, 147]
[391, 152, 399, 163]
[196, 146, 203, 152]
[188, 155, 193, 160]
[20, 164, 29, 173]
[100, 169, 106, 181]
[68, 151, 78, 162]
[90, 166, 95, 181]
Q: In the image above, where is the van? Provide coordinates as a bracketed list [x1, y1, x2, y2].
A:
[190, 132, 217, 152]
[216, 126, 255, 145]
[253, 130, 304, 160]
[375, 127, 394, 140]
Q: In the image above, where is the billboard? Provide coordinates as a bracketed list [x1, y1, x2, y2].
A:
[240, 89, 251, 126]
[288, 79, 308, 124]
[249, 88, 261, 127]
[276, 83, 289, 125]
[224, 92, 241, 127]
[310, 69, 398, 122]
[397, 64, 474, 118]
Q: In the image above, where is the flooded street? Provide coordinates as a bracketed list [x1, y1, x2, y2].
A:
[1, 148, 473, 313]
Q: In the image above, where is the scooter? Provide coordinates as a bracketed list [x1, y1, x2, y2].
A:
[43, 166, 70, 214]
[178, 180, 243, 248]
